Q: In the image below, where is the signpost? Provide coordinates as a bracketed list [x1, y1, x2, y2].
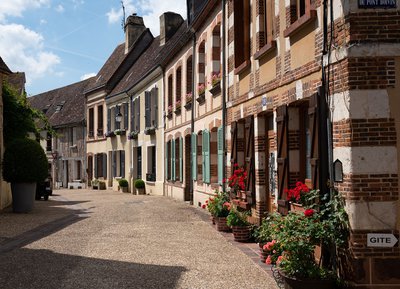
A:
[367, 233, 398, 248]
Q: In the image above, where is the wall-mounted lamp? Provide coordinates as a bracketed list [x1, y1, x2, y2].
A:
[333, 159, 343, 182]
[115, 106, 122, 123]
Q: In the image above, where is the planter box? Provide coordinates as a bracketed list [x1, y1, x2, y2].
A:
[209, 82, 221, 96]
[215, 217, 231, 232]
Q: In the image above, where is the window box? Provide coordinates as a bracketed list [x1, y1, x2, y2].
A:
[144, 126, 156, 135]
[88, 131, 94, 138]
[105, 131, 115, 138]
[128, 130, 139, 140]
[184, 101, 192, 110]
[196, 93, 205, 104]
[114, 128, 126, 136]
[209, 82, 221, 96]
[174, 107, 182, 115]
[146, 173, 156, 182]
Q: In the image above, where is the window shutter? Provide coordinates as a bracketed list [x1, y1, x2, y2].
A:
[179, 136, 183, 182]
[112, 151, 117, 178]
[192, 133, 197, 180]
[165, 143, 169, 180]
[131, 99, 135, 132]
[137, 98, 140, 131]
[203, 130, 210, 183]
[123, 103, 128, 130]
[217, 126, 223, 185]
[107, 108, 111, 132]
[152, 87, 158, 127]
[145, 91, 151, 128]
[102, 153, 107, 178]
[114, 106, 120, 130]
[121, 150, 125, 178]
[244, 117, 255, 204]
[230, 122, 238, 166]
[309, 93, 319, 189]
[276, 105, 289, 215]
[171, 139, 176, 181]
[94, 154, 98, 178]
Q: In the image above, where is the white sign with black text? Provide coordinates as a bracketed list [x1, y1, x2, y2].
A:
[367, 233, 398, 248]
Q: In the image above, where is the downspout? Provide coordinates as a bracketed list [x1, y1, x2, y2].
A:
[222, 0, 227, 192]
[190, 33, 196, 205]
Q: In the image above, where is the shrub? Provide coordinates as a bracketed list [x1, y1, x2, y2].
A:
[134, 179, 145, 189]
[206, 190, 230, 217]
[227, 208, 250, 227]
[118, 178, 129, 188]
[3, 138, 48, 183]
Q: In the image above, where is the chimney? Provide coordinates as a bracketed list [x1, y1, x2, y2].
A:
[160, 12, 184, 46]
[124, 13, 146, 54]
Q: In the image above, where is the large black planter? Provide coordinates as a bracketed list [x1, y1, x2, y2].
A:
[11, 182, 36, 213]
[280, 271, 335, 289]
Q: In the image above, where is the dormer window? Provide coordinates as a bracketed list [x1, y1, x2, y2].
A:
[55, 101, 66, 112]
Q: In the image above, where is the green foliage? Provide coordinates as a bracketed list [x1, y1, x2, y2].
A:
[226, 208, 250, 227]
[3, 138, 48, 183]
[134, 179, 145, 189]
[206, 190, 230, 217]
[2, 81, 54, 146]
[118, 178, 129, 188]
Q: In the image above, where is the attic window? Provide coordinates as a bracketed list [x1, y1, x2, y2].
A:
[56, 101, 66, 112]
[42, 104, 50, 114]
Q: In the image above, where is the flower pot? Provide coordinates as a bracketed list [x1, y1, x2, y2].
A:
[120, 186, 128, 193]
[279, 271, 335, 289]
[11, 183, 36, 213]
[231, 225, 252, 242]
[136, 188, 145, 195]
[290, 202, 305, 214]
[215, 217, 231, 232]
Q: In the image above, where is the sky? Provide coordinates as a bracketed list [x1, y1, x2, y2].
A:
[0, 0, 187, 96]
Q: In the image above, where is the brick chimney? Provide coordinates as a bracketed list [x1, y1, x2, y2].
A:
[159, 12, 183, 46]
[124, 13, 146, 53]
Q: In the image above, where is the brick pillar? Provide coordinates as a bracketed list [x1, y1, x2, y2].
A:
[254, 115, 268, 220]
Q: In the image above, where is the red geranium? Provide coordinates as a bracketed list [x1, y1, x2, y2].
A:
[304, 209, 315, 217]
[286, 181, 310, 206]
[228, 165, 247, 192]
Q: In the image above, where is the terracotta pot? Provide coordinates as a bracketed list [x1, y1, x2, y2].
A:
[231, 225, 252, 242]
[290, 202, 305, 214]
[215, 217, 230, 232]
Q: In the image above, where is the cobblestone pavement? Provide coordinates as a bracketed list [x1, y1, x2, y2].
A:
[0, 189, 278, 289]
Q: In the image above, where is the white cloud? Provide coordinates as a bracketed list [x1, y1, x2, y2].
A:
[40, 19, 47, 25]
[0, 0, 50, 22]
[0, 24, 61, 86]
[106, 0, 186, 35]
[55, 4, 65, 13]
[80, 72, 96, 80]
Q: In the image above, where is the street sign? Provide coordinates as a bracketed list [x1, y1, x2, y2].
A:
[358, 0, 397, 9]
[367, 233, 398, 247]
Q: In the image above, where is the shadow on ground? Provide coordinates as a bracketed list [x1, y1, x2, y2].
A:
[0, 248, 187, 289]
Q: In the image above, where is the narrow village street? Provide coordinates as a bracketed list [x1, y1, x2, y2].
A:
[0, 189, 278, 289]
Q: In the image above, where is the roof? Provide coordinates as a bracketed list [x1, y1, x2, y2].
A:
[5, 72, 26, 95]
[29, 78, 93, 128]
[109, 21, 192, 97]
[0, 57, 11, 74]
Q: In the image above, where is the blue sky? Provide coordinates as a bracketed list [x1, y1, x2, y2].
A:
[0, 0, 186, 96]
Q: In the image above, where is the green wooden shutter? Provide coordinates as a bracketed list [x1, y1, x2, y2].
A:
[203, 130, 210, 183]
[192, 133, 197, 180]
[94, 154, 98, 178]
[171, 139, 176, 181]
[179, 137, 183, 182]
[165, 142, 169, 180]
[217, 126, 223, 184]
[102, 153, 107, 178]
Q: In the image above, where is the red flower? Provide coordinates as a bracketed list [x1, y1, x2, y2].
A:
[202, 204, 206, 209]
[265, 255, 272, 265]
[304, 209, 315, 217]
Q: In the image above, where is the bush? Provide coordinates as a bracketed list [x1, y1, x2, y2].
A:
[206, 190, 231, 217]
[227, 208, 250, 227]
[3, 138, 48, 183]
[118, 178, 129, 188]
[134, 179, 145, 189]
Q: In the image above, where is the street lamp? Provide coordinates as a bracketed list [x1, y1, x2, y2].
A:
[115, 106, 122, 123]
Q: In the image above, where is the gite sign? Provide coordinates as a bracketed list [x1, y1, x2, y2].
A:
[367, 233, 398, 248]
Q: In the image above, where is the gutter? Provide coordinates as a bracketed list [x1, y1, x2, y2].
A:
[222, 0, 227, 192]
[190, 33, 196, 205]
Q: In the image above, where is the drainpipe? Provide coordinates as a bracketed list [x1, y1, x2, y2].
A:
[190, 33, 196, 205]
[222, 0, 227, 193]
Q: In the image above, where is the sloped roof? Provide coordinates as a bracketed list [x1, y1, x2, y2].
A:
[0, 57, 11, 74]
[29, 78, 93, 128]
[6, 72, 26, 95]
[109, 21, 192, 97]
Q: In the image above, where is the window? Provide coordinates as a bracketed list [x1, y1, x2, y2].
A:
[186, 55, 193, 102]
[88, 155, 93, 181]
[69, 127, 76, 146]
[283, 0, 316, 38]
[76, 160, 81, 180]
[46, 132, 52, 152]
[115, 106, 121, 130]
[211, 24, 221, 78]
[233, 0, 250, 73]
[94, 153, 107, 178]
[176, 67, 182, 109]
[137, 147, 142, 179]
[167, 75, 173, 115]
[255, 0, 276, 59]
[147, 146, 156, 182]
[111, 151, 124, 178]
[197, 41, 206, 93]
[123, 103, 128, 130]
[88, 108, 94, 137]
[145, 87, 158, 130]
[97, 105, 103, 136]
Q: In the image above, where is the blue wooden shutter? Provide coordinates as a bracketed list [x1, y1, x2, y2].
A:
[171, 139, 176, 181]
[165, 142, 169, 180]
[107, 108, 111, 132]
[179, 137, 183, 182]
[192, 133, 197, 180]
[203, 130, 210, 183]
[218, 126, 223, 184]
[123, 103, 128, 130]
[121, 150, 125, 178]
[102, 153, 107, 178]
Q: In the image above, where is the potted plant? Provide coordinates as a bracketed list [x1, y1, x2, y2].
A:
[118, 178, 129, 193]
[134, 179, 145, 195]
[206, 190, 231, 232]
[92, 178, 99, 189]
[3, 137, 48, 213]
[226, 207, 252, 242]
[227, 164, 247, 199]
[286, 181, 316, 212]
